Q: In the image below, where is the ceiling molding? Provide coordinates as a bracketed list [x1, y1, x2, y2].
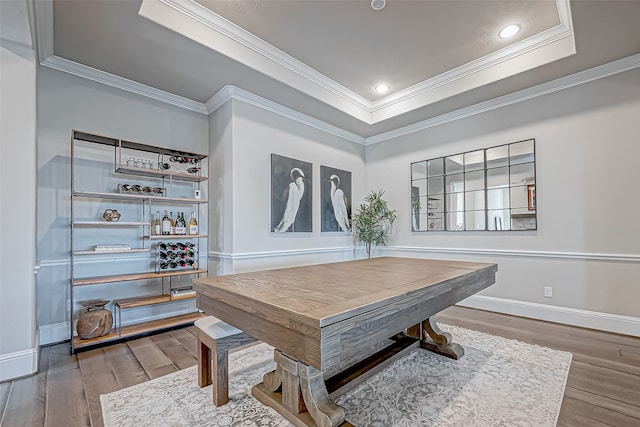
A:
[364, 53, 640, 145]
[206, 86, 366, 145]
[205, 53, 640, 147]
[139, 0, 372, 123]
[36, 50, 640, 149]
[28, 0, 638, 147]
[140, 0, 575, 125]
[40, 55, 208, 114]
[31, 0, 53, 64]
[371, 0, 575, 113]
[161, 0, 371, 111]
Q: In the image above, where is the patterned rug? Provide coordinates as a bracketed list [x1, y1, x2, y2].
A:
[101, 325, 572, 427]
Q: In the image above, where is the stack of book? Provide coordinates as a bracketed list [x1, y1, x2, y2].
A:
[93, 244, 131, 252]
[170, 286, 196, 298]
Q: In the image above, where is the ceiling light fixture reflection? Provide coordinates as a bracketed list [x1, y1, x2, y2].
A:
[375, 84, 390, 93]
[499, 24, 521, 39]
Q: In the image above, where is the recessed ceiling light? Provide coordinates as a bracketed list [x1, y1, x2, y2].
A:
[499, 24, 521, 39]
[371, 0, 386, 11]
[375, 84, 390, 93]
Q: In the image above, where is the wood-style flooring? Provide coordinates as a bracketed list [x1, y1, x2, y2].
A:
[1, 306, 639, 427]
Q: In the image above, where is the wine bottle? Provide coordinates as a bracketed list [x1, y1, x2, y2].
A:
[159, 261, 168, 270]
[185, 259, 195, 266]
[175, 212, 186, 235]
[167, 250, 178, 259]
[169, 211, 176, 235]
[186, 167, 200, 174]
[159, 251, 168, 259]
[177, 259, 187, 268]
[188, 212, 198, 235]
[161, 210, 171, 235]
[169, 261, 178, 269]
[158, 242, 167, 250]
[153, 211, 161, 235]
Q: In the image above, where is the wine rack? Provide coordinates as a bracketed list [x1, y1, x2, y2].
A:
[155, 241, 199, 272]
[70, 130, 208, 352]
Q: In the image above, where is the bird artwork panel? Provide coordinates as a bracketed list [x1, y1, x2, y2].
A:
[320, 165, 352, 233]
[271, 154, 312, 233]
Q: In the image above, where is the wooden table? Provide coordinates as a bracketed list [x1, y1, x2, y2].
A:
[193, 257, 497, 427]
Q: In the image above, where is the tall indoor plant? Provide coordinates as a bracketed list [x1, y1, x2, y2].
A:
[352, 189, 397, 258]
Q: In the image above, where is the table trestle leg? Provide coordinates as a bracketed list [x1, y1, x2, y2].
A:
[299, 362, 345, 427]
[420, 317, 465, 360]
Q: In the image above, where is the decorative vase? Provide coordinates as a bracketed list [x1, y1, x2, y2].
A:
[76, 300, 113, 339]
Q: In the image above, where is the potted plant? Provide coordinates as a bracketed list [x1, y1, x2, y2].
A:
[352, 189, 397, 258]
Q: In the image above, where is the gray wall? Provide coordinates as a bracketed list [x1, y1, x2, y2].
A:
[366, 68, 640, 333]
[23, 55, 640, 354]
[208, 99, 367, 274]
[36, 67, 209, 344]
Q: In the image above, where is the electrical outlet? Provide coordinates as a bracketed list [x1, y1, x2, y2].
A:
[544, 286, 553, 298]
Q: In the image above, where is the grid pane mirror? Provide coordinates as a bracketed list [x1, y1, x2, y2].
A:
[411, 139, 536, 231]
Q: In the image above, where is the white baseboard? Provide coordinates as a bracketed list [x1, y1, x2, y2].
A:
[458, 295, 640, 337]
[39, 321, 70, 345]
[0, 347, 39, 382]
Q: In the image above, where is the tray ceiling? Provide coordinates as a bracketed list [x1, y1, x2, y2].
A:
[37, 0, 640, 139]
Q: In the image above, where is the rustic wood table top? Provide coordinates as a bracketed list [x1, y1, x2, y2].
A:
[194, 257, 496, 327]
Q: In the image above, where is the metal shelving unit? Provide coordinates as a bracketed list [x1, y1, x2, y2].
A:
[70, 130, 208, 352]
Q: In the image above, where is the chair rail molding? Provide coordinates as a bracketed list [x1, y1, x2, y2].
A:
[388, 246, 640, 263]
[208, 246, 357, 260]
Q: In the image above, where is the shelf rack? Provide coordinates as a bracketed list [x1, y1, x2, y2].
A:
[70, 129, 208, 352]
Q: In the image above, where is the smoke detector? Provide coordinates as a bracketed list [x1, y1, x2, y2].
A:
[371, 0, 386, 11]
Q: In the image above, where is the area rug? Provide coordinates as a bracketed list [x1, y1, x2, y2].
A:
[101, 325, 572, 427]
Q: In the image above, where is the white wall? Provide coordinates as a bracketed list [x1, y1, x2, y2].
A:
[209, 99, 367, 274]
[36, 66, 209, 344]
[0, 40, 38, 380]
[366, 68, 640, 335]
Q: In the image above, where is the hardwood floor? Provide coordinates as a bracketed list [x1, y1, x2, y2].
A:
[1, 307, 639, 426]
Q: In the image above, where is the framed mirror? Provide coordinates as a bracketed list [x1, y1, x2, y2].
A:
[410, 139, 536, 232]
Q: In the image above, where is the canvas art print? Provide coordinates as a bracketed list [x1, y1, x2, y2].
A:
[271, 154, 312, 232]
[321, 165, 352, 233]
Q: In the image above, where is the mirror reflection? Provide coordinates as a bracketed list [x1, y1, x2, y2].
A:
[411, 139, 536, 231]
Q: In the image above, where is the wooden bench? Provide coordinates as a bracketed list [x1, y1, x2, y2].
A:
[194, 316, 258, 406]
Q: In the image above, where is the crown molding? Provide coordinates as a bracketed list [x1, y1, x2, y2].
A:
[31, 0, 53, 64]
[30, 0, 639, 146]
[40, 55, 208, 114]
[205, 86, 365, 145]
[36, 51, 640, 148]
[158, 0, 371, 110]
[371, 0, 574, 113]
[139, 0, 372, 123]
[141, 0, 575, 125]
[364, 53, 640, 145]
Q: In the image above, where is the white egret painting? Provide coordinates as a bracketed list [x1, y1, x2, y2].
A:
[321, 165, 351, 233]
[271, 154, 312, 233]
